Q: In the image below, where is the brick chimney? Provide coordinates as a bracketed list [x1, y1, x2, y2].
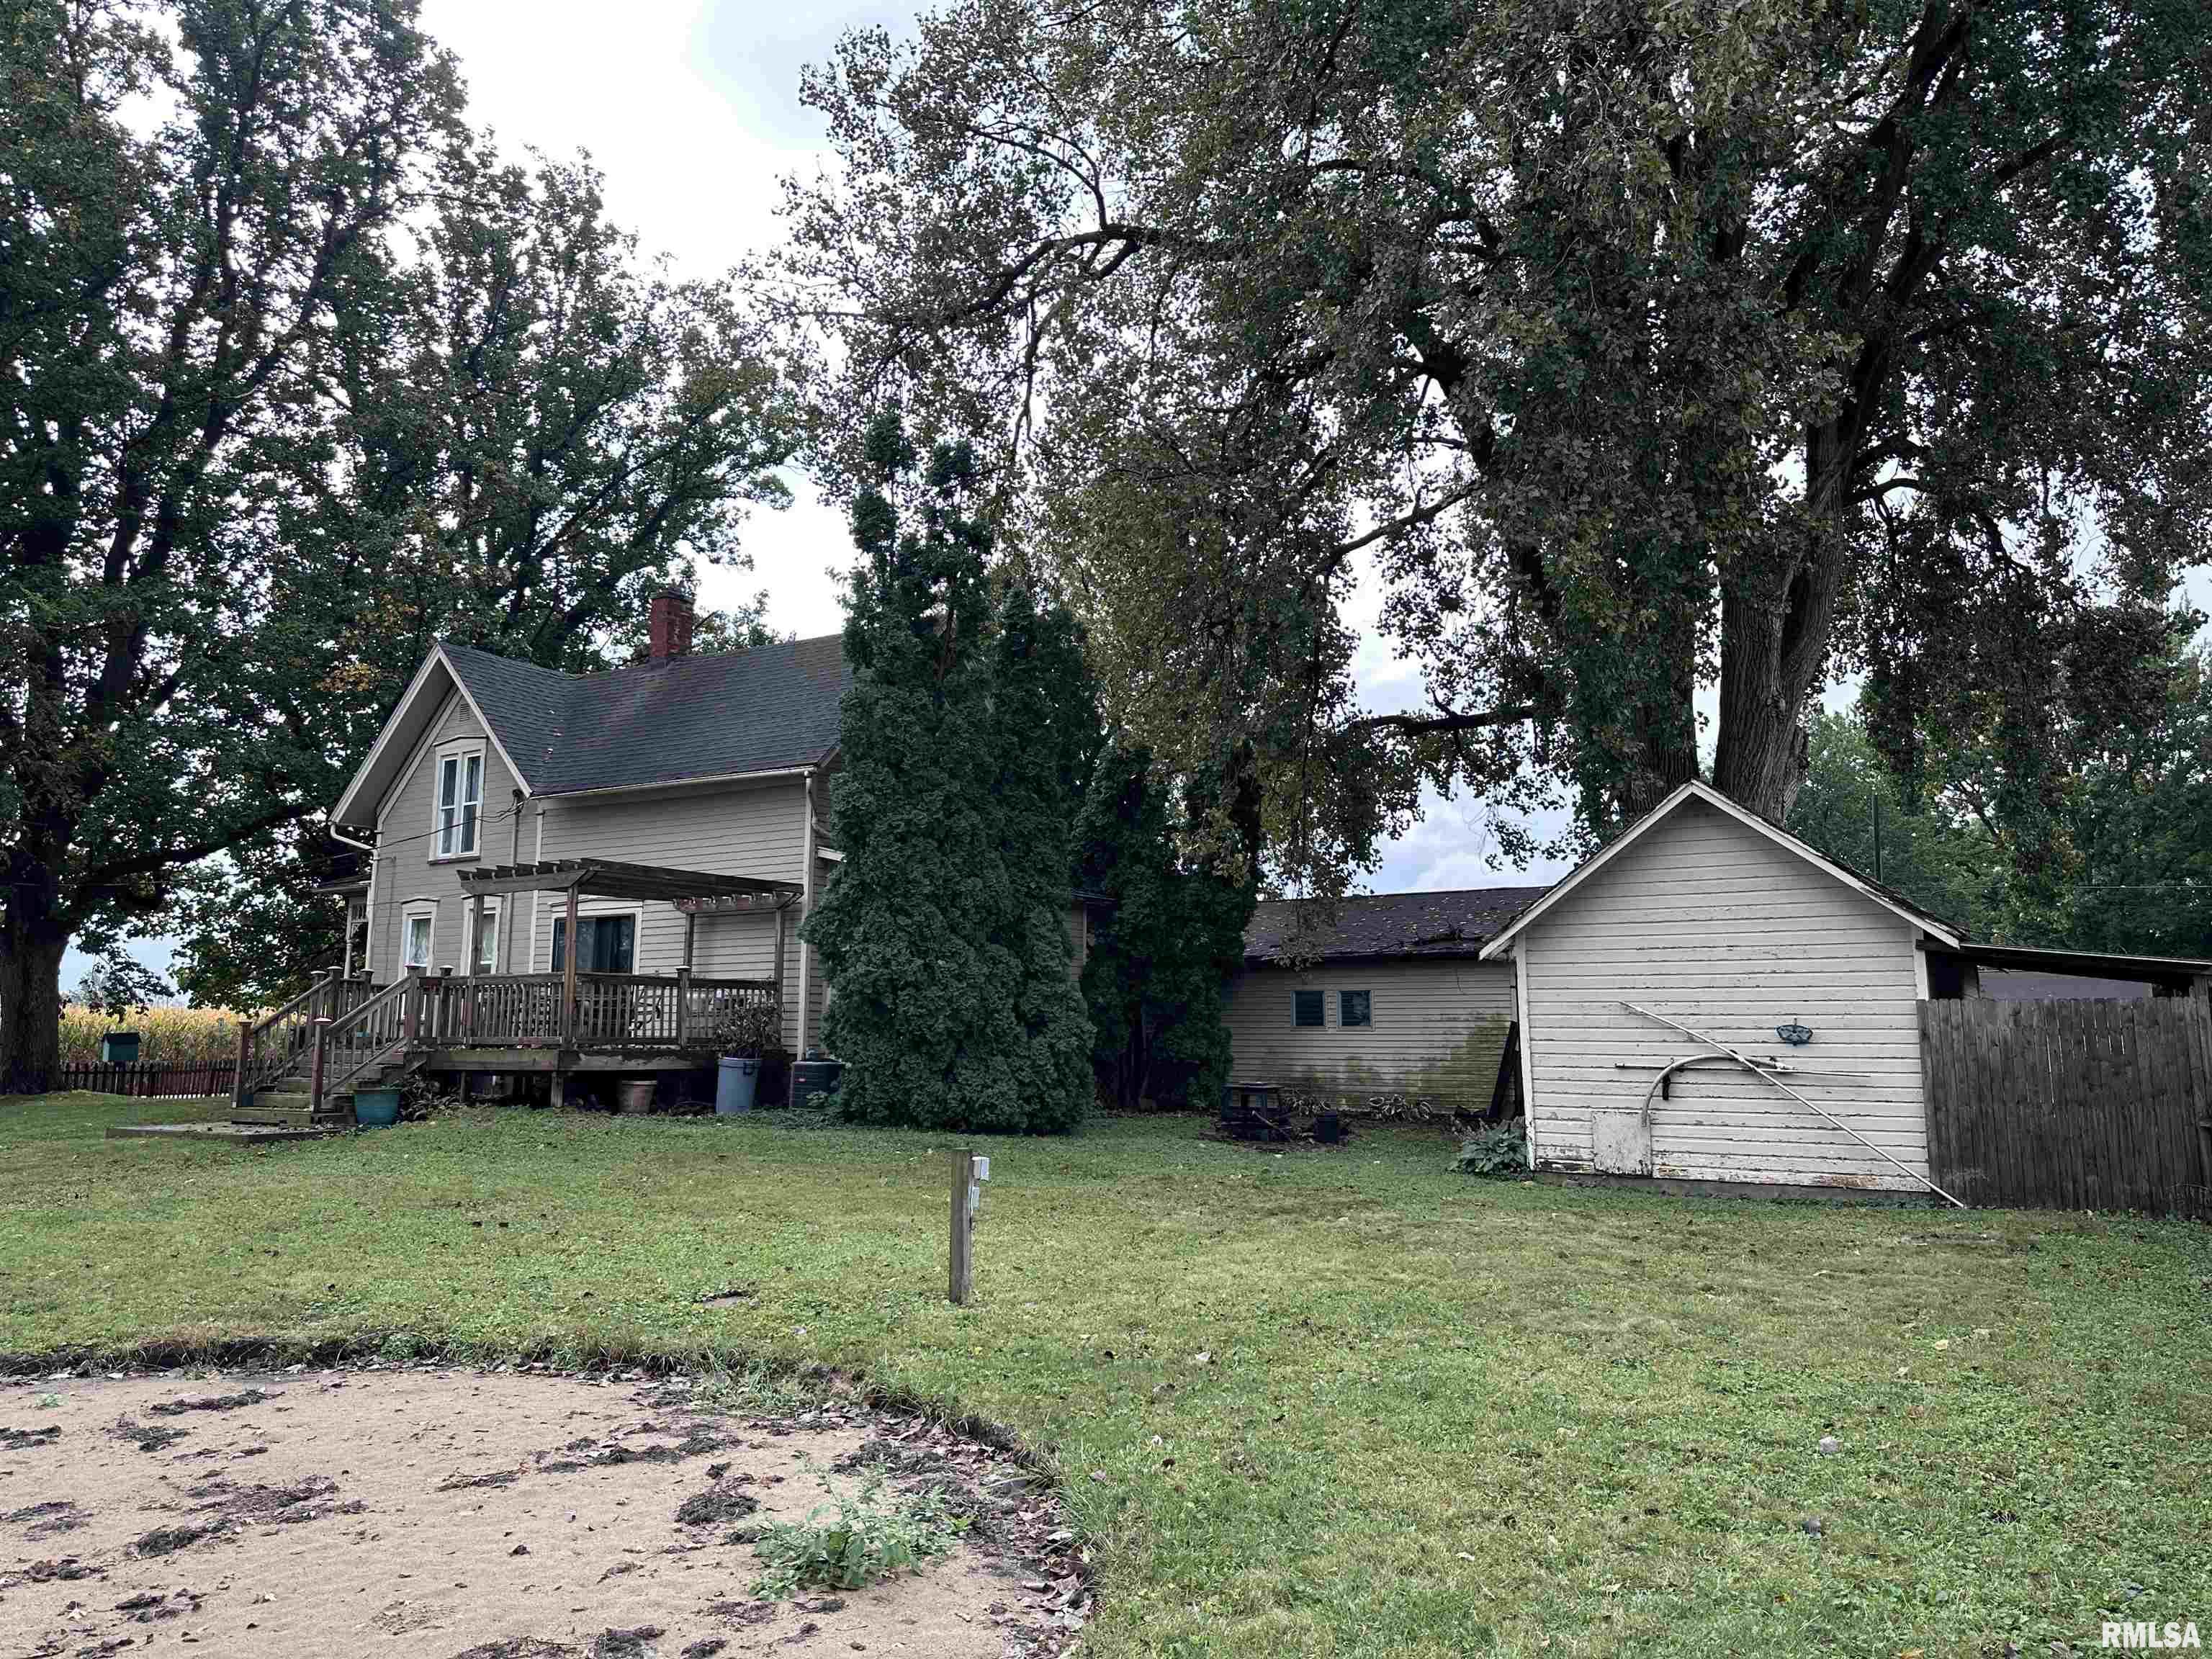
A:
[648, 588, 695, 661]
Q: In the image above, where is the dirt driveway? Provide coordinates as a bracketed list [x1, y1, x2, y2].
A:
[0, 1367, 1089, 1658]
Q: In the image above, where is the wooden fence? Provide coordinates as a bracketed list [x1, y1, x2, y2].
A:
[1920, 997, 2212, 1217]
[58, 1061, 239, 1100]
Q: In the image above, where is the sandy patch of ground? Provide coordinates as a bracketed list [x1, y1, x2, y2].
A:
[0, 1367, 1089, 1658]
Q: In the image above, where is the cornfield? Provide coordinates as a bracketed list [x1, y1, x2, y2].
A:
[59, 1004, 244, 1067]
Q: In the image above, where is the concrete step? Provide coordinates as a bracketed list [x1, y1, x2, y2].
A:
[234, 1102, 353, 1128]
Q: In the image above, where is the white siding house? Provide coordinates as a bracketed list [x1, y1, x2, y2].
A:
[1223, 957, 1519, 1110]
[1480, 781, 1964, 1192]
[328, 614, 853, 1062]
[1225, 889, 1542, 1115]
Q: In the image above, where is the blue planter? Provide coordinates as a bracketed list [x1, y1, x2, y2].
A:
[354, 1087, 402, 1128]
[715, 1056, 759, 1115]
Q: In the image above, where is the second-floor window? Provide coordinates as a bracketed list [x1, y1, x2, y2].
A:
[436, 748, 482, 858]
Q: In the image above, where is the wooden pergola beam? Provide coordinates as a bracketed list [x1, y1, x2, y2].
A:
[673, 894, 801, 916]
[455, 858, 801, 904]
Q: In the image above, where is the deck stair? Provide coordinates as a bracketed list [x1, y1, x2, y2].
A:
[233, 972, 421, 1130]
[235, 1047, 421, 1129]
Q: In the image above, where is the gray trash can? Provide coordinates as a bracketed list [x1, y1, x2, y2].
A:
[715, 1056, 759, 1115]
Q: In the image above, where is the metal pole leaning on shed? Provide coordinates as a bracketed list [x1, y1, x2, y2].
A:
[1619, 1001, 1968, 1208]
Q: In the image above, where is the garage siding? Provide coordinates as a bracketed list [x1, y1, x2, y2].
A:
[1519, 796, 1930, 1190]
[1223, 957, 1517, 1111]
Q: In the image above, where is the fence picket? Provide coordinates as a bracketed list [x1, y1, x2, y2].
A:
[1919, 996, 2210, 1218]
[57, 1061, 238, 1100]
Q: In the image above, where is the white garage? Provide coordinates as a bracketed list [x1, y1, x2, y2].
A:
[1478, 781, 1965, 1192]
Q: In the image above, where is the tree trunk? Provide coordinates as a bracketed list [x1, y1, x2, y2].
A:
[1713, 583, 1807, 822]
[1714, 476, 1853, 821]
[1625, 645, 1701, 820]
[0, 916, 69, 1097]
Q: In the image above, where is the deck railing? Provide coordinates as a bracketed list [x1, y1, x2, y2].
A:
[314, 977, 417, 1108]
[236, 972, 382, 1105]
[415, 971, 778, 1051]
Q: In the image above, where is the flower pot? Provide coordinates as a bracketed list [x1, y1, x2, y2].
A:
[354, 1087, 401, 1128]
[617, 1078, 657, 1115]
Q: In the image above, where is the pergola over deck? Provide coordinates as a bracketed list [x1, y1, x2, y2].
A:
[456, 854, 801, 984]
[444, 858, 803, 1063]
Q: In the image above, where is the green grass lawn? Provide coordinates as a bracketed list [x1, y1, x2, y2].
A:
[3, 1093, 2207, 1657]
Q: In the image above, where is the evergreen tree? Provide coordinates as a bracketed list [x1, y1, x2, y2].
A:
[804, 414, 1093, 1133]
[1078, 744, 1254, 1110]
[987, 583, 1102, 1128]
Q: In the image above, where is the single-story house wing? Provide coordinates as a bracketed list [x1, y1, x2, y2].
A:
[1224, 886, 1545, 1115]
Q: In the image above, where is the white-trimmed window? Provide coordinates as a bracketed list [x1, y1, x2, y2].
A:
[468, 899, 502, 976]
[433, 746, 483, 859]
[401, 905, 436, 972]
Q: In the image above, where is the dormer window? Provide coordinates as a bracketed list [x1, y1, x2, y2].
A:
[434, 746, 483, 859]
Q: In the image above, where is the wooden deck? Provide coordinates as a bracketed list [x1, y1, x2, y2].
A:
[236, 968, 779, 1119]
[416, 971, 777, 1051]
[252, 858, 801, 1120]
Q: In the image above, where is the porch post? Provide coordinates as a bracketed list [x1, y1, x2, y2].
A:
[233, 1020, 252, 1111]
[673, 905, 696, 1047]
[562, 882, 580, 1048]
[308, 1017, 331, 1117]
[772, 902, 789, 1043]
[464, 890, 486, 1051]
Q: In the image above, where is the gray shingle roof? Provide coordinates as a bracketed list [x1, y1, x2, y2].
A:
[1244, 886, 1551, 964]
[442, 635, 850, 796]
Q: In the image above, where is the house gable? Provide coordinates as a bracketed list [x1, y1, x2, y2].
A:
[333, 635, 853, 832]
[1478, 779, 1961, 961]
[331, 645, 539, 833]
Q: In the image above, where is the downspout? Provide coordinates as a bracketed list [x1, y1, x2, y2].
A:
[795, 768, 816, 1057]
[327, 813, 376, 982]
[505, 789, 524, 972]
[531, 804, 547, 971]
